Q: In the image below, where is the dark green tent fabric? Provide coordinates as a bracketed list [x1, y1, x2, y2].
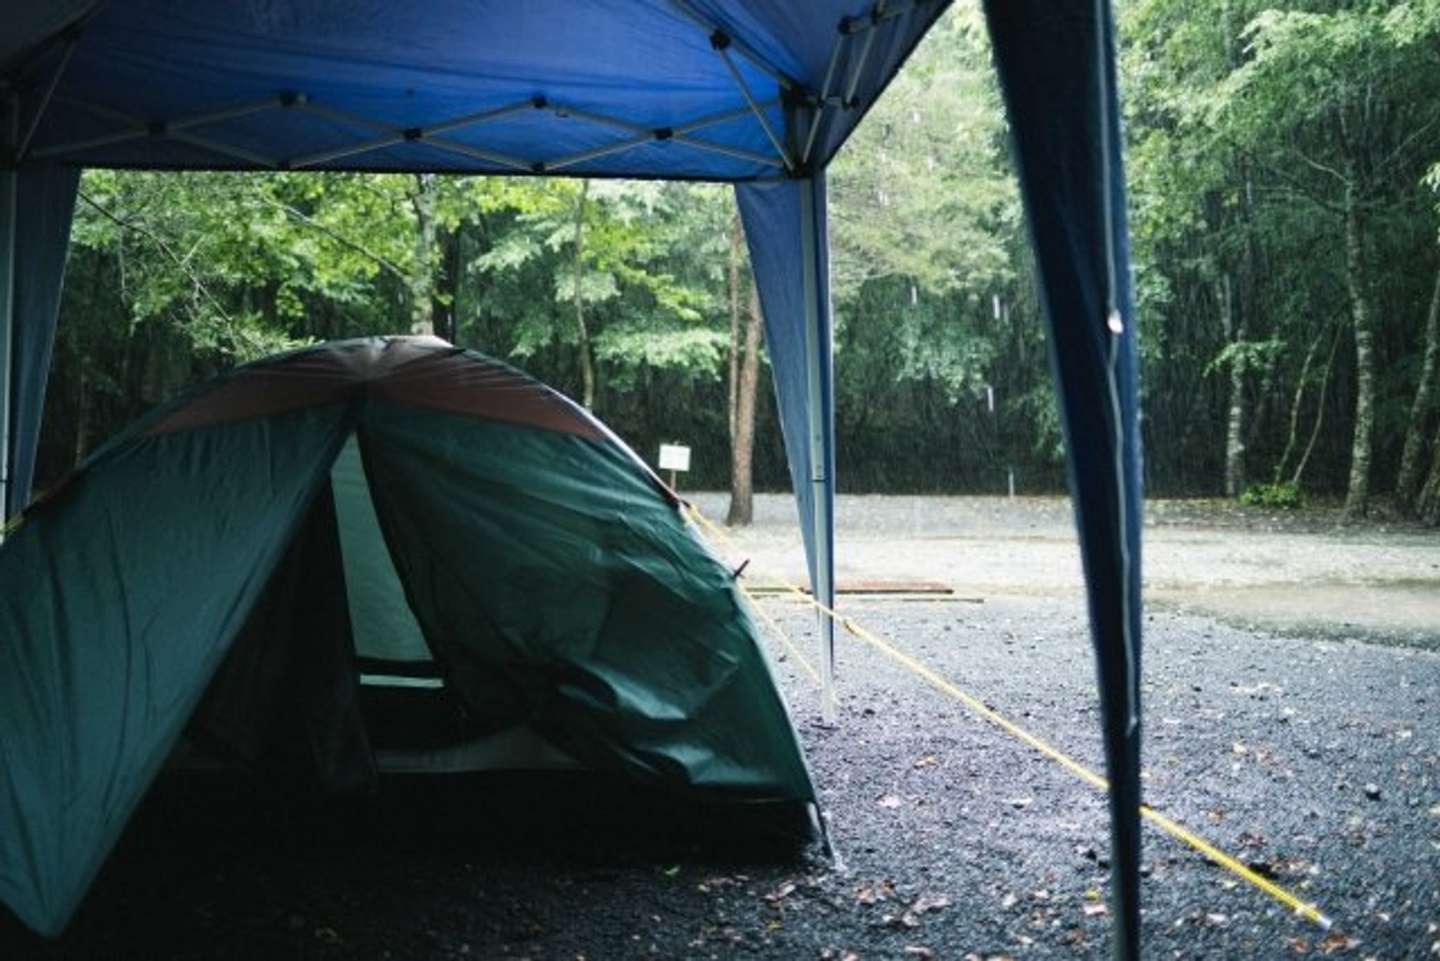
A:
[0, 405, 353, 936]
[0, 337, 815, 938]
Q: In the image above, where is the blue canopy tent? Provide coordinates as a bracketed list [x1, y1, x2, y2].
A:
[1, 0, 1144, 954]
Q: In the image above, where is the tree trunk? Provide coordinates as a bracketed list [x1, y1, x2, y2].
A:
[1396, 263, 1440, 512]
[1341, 181, 1375, 520]
[436, 227, 461, 344]
[1219, 274, 1247, 498]
[726, 286, 764, 527]
[1292, 325, 1342, 489]
[1274, 328, 1323, 485]
[408, 173, 437, 336]
[1417, 418, 1440, 526]
[1239, 160, 1273, 454]
[573, 181, 596, 410]
[727, 214, 743, 444]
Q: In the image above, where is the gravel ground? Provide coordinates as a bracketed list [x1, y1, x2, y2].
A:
[3, 496, 1437, 960]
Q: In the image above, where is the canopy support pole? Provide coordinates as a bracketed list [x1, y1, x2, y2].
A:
[735, 176, 838, 726]
[799, 180, 836, 724]
[984, 1, 1143, 957]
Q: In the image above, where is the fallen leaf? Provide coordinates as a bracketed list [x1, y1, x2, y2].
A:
[1319, 931, 1361, 954]
[910, 895, 951, 916]
[764, 881, 797, 905]
[1083, 903, 1109, 918]
[855, 880, 895, 905]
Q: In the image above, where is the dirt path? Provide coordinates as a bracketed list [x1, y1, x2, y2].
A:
[685, 493, 1440, 648]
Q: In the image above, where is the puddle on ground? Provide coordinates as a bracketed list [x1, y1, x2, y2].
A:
[1147, 579, 1440, 648]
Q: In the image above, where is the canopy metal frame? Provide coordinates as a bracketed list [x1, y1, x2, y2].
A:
[6, 0, 938, 182]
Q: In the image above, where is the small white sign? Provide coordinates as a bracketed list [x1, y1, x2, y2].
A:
[658, 443, 691, 472]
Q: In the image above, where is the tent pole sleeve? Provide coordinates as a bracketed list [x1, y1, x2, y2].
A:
[799, 178, 836, 724]
[983, 1, 1143, 959]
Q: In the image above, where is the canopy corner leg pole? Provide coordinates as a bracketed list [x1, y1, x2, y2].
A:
[799, 177, 836, 724]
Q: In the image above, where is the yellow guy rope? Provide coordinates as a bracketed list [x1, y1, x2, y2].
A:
[737, 577, 822, 687]
[681, 502, 1333, 931]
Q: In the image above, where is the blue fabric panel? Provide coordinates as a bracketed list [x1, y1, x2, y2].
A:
[984, 2, 1143, 958]
[734, 177, 834, 609]
[11, 0, 947, 179]
[8, 165, 79, 517]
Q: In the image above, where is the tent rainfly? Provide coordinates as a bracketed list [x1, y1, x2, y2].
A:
[1, 1, 1144, 957]
[0, 336, 819, 935]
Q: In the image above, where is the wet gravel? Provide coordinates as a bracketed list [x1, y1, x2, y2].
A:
[3, 498, 1437, 960]
[760, 595, 1440, 960]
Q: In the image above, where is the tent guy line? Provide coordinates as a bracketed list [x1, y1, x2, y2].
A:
[737, 576, 823, 687]
[682, 502, 1335, 933]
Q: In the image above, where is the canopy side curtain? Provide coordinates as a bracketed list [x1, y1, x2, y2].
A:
[0, 163, 80, 519]
[734, 175, 836, 722]
[984, 1, 1144, 959]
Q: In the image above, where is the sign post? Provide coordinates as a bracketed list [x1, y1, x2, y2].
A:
[658, 443, 691, 491]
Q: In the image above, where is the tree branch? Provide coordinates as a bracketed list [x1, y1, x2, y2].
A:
[76, 190, 264, 352]
[1295, 149, 1350, 188]
[257, 196, 408, 281]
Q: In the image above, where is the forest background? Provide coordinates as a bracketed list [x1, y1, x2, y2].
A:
[36, 1, 1440, 524]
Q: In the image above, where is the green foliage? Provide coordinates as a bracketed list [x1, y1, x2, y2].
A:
[1203, 338, 1283, 378]
[1239, 482, 1305, 509]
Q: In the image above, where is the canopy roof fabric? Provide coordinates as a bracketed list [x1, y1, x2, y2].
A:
[5, 0, 946, 180]
[0, 337, 816, 937]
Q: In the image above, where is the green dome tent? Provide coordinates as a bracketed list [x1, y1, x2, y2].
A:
[0, 335, 816, 937]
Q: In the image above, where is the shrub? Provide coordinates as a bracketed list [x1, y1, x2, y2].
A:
[1239, 482, 1304, 510]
